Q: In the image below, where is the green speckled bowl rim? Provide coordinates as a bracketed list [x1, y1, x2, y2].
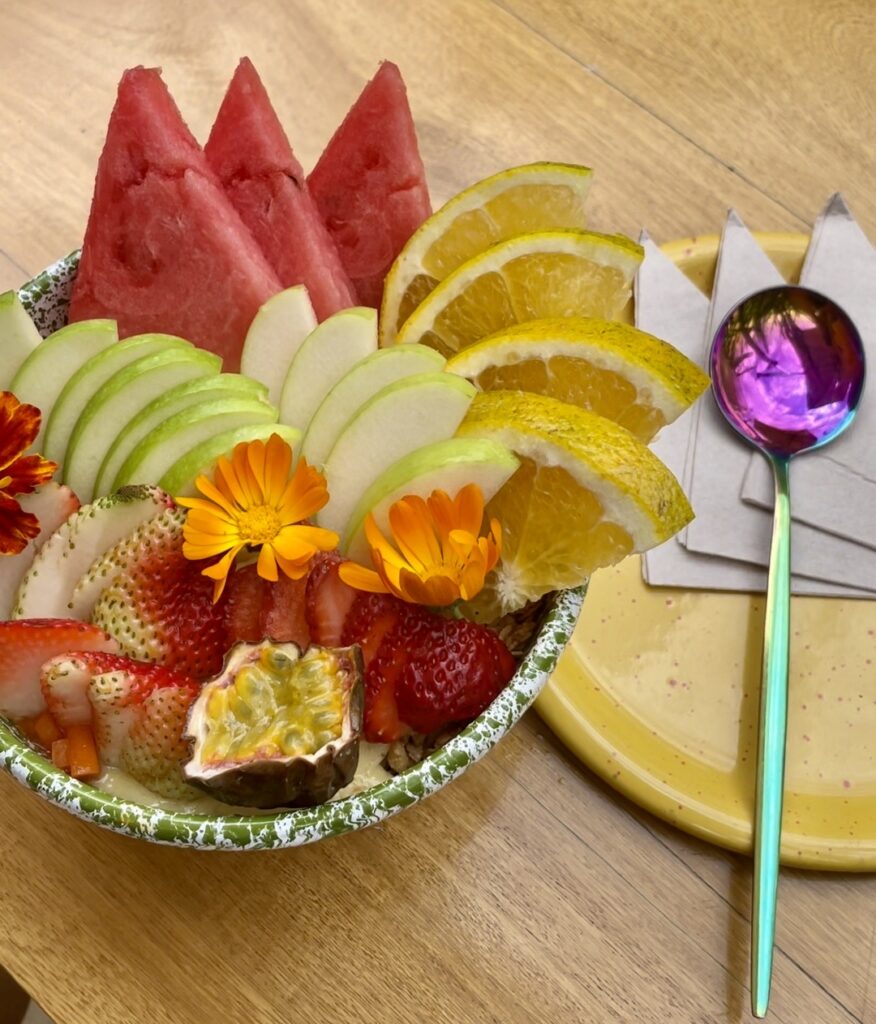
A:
[0, 252, 586, 850]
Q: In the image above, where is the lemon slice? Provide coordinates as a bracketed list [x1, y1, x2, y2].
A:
[395, 230, 643, 357]
[446, 317, 710, 442]
[380, 162, 593, 345]
[456, 390, 692, 619]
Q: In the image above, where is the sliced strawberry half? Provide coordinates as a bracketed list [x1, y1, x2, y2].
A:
[0, 618, 119, 720]
[224, 563, 311, 649]
[41, 651, 200, 796]
[304, 552, 357, 647]
[90, 506, 228, 680]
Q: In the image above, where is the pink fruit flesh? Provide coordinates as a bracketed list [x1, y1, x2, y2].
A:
[308, 61, 431, 307]
[68, 66, 281, 371]
[205, 57, 356, 321]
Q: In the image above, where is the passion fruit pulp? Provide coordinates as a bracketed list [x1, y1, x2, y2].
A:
[184, 640, 363, 808]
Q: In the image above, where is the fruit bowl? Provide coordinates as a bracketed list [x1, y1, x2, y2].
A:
[0, 253, 585, 849]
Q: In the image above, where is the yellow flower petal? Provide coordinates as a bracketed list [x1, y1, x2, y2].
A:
[257, 542, 279, 582]
[455, 483, 485, 536]
[274, 551, 314, 580]
[264, 432, 292, 505]
[338, 562, 391, 594]
[389, 497, 442, 570]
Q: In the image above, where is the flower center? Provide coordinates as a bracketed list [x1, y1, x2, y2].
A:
[237, 504, 282, 544]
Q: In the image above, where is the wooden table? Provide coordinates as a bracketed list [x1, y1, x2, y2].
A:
[1, 2, 875, 1022]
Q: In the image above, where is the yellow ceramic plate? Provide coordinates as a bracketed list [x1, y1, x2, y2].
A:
[535, 232, 876, 872]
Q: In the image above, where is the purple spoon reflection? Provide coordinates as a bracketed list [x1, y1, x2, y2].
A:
[710, 285, 865, 455]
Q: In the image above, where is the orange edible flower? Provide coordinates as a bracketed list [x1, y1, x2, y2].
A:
[338, 484, 502, 606]
[177, 432, 339, 602]
[0, 391, 57, 555]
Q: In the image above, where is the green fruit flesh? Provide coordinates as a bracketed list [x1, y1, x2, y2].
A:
[342, 436, 520, 559]
[64, 347, 221, 502]
[299, 345, 445, 469]
[318, 371, 476, 537]
[44, 333, 190, 463]
[278, 306, 377, 432]
[159, 423, 301, 496]
[113, 397, 278, 491]
[0, 290, 43, 391]
[10, 319, 119, 451]
[95, 373, 267, 498]
[240, 285, 317, 405]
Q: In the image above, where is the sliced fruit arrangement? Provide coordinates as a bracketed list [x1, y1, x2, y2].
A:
[379, 161, 593, 345]
[0, 59, 715, 820]
[446, 317, 710, 442]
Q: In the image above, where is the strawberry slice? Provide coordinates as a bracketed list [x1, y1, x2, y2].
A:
[90, 506, 228, 680]
[0, 618, 119, 720]
[304, 552, 357, 647]
[260, 571, 310, 647]
[41, 651, 200, 797]
[224, 564, 311, 648]
[365, 640, 408, 743]
[341, 592, 406, 668]
[224, 564, 266, 645]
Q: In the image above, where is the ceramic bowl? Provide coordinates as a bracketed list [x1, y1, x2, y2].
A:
[0, 253, 585, 849]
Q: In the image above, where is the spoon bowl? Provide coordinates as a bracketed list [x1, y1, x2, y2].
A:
[711, 285, 865, 456]
[710, 284, 865, 1018]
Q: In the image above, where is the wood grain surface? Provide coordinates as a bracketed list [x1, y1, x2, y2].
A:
[1, 2, 875, 1022]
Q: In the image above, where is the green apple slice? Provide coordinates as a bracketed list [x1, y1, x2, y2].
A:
[318, 372, 476, 537]
[114, 397, 278, 491]
[278, 307, 377, 432]
[95, 373, 268, 499]
[44, 333, 190, 464]
[12, 484, 171, 620]
[241, 285, 317, 405]
[160, 424, 302, 497]
[299, 345, 446, 469]
[10, 319, 118, 450]
[65, 348, 222, 502]
[0, 290, 42, 390]
[342, 437, 520, 559]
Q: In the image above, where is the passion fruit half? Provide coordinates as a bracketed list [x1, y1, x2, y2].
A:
[184, 640, 363, 808]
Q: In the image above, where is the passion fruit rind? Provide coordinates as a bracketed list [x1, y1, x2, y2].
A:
[183, 640, 364, 809]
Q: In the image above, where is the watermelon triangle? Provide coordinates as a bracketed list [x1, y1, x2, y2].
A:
[68, 67, 282, 372]
[308, 62, 432, 308]
[205, 58, 356, 321]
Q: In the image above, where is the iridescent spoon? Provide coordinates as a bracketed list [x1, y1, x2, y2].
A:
[710, 285, 865, 1018]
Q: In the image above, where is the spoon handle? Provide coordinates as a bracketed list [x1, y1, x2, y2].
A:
[752, 454, 791, 1018]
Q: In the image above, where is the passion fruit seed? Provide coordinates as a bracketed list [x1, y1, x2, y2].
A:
[184, 640, 364, 808]
[199, 647, 346, 765]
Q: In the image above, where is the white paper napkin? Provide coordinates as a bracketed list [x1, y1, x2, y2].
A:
[741, 195, 876, 547]
[637, 218, 873, 598]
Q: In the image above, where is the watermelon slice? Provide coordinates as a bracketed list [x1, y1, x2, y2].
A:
[68, 66, 282, 372]
[205, 58, 356, 322]
[308, 62, 432, 308]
